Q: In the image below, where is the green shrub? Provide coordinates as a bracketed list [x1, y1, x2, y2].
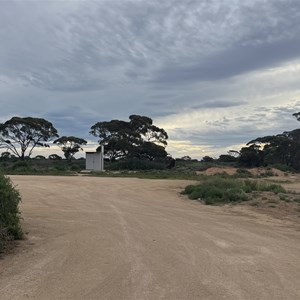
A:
[0, 174, 22, 252]
[107, 159, 167, 170]
[256, 182, 286, 194]
[183, 178, 248, 204]
[265, 184, 286, 194]
[55, 165, 67, 171]
[212, 172, 231, 179]
[11, 160, 30, 170]
[224, 188, 248, 202]
[184, 185, 197, 195]
[234, 168, 253, 178]
[70, 164, 81, 171]
[269, 164, 294, 172]
[183, 178, 286, 205]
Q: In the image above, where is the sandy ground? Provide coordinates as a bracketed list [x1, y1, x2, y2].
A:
[198, 166, 286, 177]
[1, 175, 300, 300]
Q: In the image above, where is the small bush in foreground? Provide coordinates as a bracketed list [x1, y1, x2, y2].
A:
[183, 178, 286, 205]
[0, 174, 22, 252]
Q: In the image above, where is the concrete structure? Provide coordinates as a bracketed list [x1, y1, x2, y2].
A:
[85, 145, 104, 171]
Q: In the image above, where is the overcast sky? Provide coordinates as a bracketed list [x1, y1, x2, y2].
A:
[1, 0, 300, 159]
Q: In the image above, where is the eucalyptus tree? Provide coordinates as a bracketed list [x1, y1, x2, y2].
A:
[54, 136, 87, 161]
[0, 117, 58, 160]
[90, 115, 168, 161]
[242, 117, 300, 169]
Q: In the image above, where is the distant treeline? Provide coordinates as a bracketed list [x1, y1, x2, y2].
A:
[201, 112, 300, 171]
[1, 112, 300, 171]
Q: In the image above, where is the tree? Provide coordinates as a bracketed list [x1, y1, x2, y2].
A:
[236, 112, 300, 170]
[246, 129, 300, 169]
[293, 112, 300, 121]
[228, 150, 240, 158]
[129, 115, 168, 146]
[201, 156, 214, 162]
[90, 115, 168, 161]
[181, 156, 192, 161]
[238, 144, 263, 167]
[48, 154, 62, 160]
[53, 136, 87, 161]
[132, 141, 168, 160]
[218, 154, 237, 163]
[34, 155, 46, 160]
[0, 151, 11, 160]
[0, 117, 58, 160]
[91, 120, 137, 161]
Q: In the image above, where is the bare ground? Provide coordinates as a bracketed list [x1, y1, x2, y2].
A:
[1, 175, 300, 299]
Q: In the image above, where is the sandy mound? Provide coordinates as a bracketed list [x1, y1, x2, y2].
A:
[197, 167, 286, 177]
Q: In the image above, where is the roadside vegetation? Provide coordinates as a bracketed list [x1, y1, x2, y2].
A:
[183, 177, 286, 205]
[0, 157, 85, 176]
[1, 112, 300, 174]
[0, 154, 292, 179]
[0, 174, 23, 253]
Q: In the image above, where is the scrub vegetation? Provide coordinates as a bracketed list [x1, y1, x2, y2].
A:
[183, 178, 286, 205]
[1, 112, 300, 173]
[0, 174, 22, 252]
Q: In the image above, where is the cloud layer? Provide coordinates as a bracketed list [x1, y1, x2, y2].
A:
[1, 0, 300, 158]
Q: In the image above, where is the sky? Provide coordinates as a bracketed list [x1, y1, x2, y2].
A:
[1, 0, 300, 159]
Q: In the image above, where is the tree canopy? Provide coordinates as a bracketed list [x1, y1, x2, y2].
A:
[237, 113, 300, 170]
[90, 115, 168, 161]
[54, 136, 87, 160]
[129, 115, 168, 146]
[0, 117, 58, 159]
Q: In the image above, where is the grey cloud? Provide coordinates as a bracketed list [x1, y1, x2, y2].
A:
[2, 0, 300, 91]
[1, 0, 300, 158]
[0, 80, 8, 85]
[45, 108, 102, 139]
[20, 71, 108, 92]
[151, 0, 300, 84]
[170, 128, 252, 148]
[153, 37, 300, 84]
[192, 100, 247, 109]
[170, 102, 300, 152]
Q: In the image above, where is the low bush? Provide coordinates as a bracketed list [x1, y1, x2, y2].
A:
[234, 168, 253, 178]
[269, 164, 295, 172]
[0, 174, 22, 252]
[183, 178, 286, 205]
[211, 172, 231, 179]
[11, 160, 30, 171]
[70, 164, 81, 171]
[107, 159, 167, 170]
[257, 182, 286, 194]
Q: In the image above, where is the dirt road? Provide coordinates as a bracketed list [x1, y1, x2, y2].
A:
[1, 176, 300, 299]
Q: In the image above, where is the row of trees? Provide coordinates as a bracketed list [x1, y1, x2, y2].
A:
[0, 115, 169, 161]
[230, 112, 300, 170]
[0, 117, 88, 161]
[1, 112, 299, 168]
[195, 112, 300, 171]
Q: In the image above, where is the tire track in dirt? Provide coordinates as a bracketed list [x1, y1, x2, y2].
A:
[0, 176, 299, 299]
